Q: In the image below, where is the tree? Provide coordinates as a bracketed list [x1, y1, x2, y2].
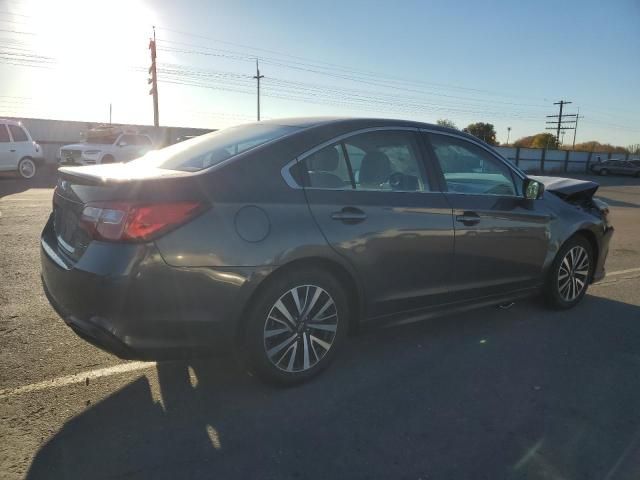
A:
[436, 118, 457, 129]
[573, 141, 628, 153]
[530, 133, 558, 149]
[463, 122, 497, 145]
[628, 144, 640, 155]
[513, 133, 558, 149]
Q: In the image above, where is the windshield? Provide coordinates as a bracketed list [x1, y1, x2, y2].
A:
[129, 123, 299, 172]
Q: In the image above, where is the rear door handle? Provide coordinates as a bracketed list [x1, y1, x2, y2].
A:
[9, 149, 16, 152]
[456, 211, 481, 226]
[331, 207, 367, 223]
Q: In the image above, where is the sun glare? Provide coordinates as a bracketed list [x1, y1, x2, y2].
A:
[10, 0, 159, 121]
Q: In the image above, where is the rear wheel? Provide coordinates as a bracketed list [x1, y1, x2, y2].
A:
[17, 157, 36, 179]
[544, 235, 593, 309]
[243, 268, 349, 385]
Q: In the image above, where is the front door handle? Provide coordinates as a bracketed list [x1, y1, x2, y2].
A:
[9, 149, 16, 152]
[456, 211, 481, 226]
[331, 207, 367, 224]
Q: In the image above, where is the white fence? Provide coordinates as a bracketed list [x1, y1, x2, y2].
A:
[493, 146, 640, 174]
[4, 117, 213, 164]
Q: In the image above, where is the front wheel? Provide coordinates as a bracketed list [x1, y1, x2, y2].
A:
[18, 157, 37, 179]
[243, 268, 349, 385]
[544, 235, 593, 309]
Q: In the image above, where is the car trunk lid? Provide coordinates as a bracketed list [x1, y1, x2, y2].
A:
[51, 164, 201, 262]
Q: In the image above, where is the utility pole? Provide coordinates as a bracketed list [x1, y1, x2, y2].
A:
[148, 26, 159, 127]
[546, 100, 576, 148]
[572, 108, 583, 149]
[253, 59, 264, 121]
[506, 126, 511, 145]
[109, 103, 112, 125]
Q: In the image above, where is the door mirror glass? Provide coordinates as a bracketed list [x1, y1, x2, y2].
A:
[524, 178, 544, 200]
[118, 141, 127, 147]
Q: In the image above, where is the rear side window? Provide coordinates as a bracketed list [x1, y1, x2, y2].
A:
[8, 125, 28, 142]
[0, 125, 9, 142]
[130, 123, 299, 172]
[293, 130, 428, 192]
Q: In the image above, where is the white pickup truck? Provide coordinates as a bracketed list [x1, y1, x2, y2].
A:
[59, 128, 154, 166]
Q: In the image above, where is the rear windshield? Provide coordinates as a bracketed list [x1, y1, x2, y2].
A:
[129, 123, 299, 172]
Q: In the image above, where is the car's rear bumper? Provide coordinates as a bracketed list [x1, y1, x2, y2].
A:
[40, 216, 267, 360]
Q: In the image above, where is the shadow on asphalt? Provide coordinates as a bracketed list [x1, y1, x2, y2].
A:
[26, 295, 640, 479]
[0, 166, 58, 199]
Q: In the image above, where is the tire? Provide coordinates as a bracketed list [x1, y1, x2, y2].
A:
[544, 235, 594, 309]
[17, 157, 37, 179]
[101, 155, 115, 164]
[243, 267, 349, 385]
[599, 169, 609, 176]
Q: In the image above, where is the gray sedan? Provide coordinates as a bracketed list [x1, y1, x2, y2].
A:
[591, 159, 640, 177]
[41, 117, 614, 385]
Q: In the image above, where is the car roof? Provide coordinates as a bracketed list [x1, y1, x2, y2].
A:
[0, 118, 25, 126]
[257, 116, 467, 137]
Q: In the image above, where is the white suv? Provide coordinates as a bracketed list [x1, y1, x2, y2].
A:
[59, 131, 154, 166]
[0, 119, 44, 179]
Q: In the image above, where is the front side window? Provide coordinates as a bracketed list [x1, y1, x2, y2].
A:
[8, 125, 28, 142]
[134, 135, 152, 146]
[119, 135, 136, 146]
[294, 130, 428, 192]
[429, 134, 516, 196]
[0, 125, 9, 142]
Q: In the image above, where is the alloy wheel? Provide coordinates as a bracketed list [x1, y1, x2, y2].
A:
[557, 245, 589, 302]
[19, 159, 36, 179]
[263, 285, 338, 373]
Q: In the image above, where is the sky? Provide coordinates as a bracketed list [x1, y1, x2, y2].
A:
[0, 0, 638, 146]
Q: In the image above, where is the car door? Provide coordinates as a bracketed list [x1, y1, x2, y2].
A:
[294, 128, 455, 320]
[425, 132, 550, 300]
[0, 124, 18, 171]
[116, 135, 138, 161]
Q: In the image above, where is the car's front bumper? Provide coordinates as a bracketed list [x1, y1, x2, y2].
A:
[40, 215, 265, 360]
[592, 225, 614, 283]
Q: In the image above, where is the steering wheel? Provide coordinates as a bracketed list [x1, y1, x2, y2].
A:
[386, 172, 405, 190]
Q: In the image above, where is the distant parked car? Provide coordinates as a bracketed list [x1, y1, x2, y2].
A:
[0, 119, 44, 179]
[590, 159, 640, 177]
[59, 127, 154, 166]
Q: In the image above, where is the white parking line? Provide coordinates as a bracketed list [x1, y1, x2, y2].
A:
[607, 267, 640, 277]
[0, 361, 156, 399]
[2, 268, 640, 399]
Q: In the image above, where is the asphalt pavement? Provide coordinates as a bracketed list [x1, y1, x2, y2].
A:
[1, 169, 640, 479]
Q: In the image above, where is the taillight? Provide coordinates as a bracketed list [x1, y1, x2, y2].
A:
[79, 201, 205, 242]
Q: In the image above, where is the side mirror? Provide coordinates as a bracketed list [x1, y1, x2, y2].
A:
[118, 141, 128, 147]
[523, 178, 544, 200]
